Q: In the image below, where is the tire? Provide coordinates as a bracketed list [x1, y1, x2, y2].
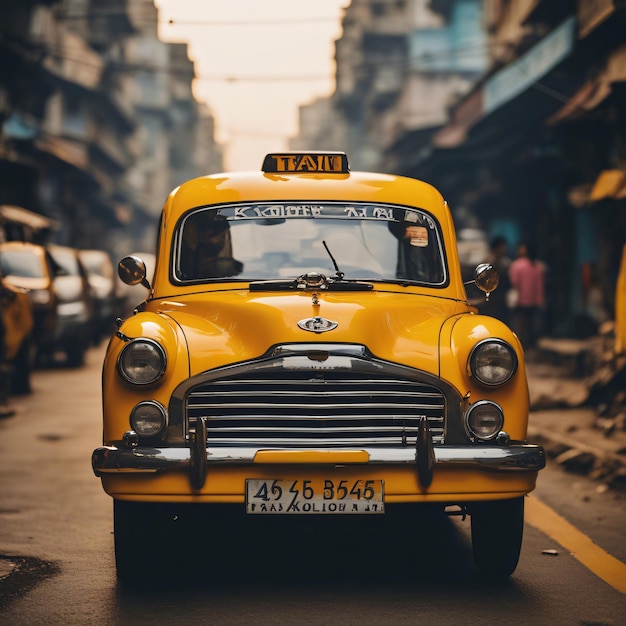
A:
[65, 342, 86, 367]
[11, 336, 35, 395]
[470, 497, 524, 579]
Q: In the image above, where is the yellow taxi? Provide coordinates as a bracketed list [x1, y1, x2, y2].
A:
[0, 241, 58, 360]
[1, 276, 34, 395]
[92, 152, 545, 582]
[616, 244, 626, 355]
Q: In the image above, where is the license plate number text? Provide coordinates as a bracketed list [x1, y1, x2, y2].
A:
[245, 478, 384, 514]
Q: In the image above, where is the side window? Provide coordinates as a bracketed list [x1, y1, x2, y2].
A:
[46, 250, 62, 278]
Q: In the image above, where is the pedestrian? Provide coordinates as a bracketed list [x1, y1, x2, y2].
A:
[509, 241, 546, 348]
[477, 235, 512, 324]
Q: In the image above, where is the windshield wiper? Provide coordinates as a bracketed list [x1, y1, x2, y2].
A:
[322, 240, 344, 281]
[249, 241, 374, 292]
[249, 272, 373, 292]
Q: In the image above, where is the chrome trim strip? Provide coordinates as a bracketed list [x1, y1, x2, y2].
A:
[92, 444, 546, 474]
[199, 436, 446, 445]
[190, 402, 445, 410]
[170, 202, 449, 287]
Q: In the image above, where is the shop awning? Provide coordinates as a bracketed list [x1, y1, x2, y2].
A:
[589, 170, 626, 202]
[432, 88, 483, 149]
[432, 16, 576, 150]
[35, 135, 88, 171]
[548, 44, 626, 125]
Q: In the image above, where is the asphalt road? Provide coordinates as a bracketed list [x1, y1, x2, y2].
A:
[1, 344, 625, 625]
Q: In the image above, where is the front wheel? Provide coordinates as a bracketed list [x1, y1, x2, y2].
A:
[11, 335, 35, 394]
[470, 497, 524, 579]
[65, 342, 86, 367]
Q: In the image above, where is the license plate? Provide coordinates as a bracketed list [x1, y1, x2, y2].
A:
[245, 478, 384, 514]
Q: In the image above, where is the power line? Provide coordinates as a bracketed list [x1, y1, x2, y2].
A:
[58, 10, 340, 27]
[163, 16, 339, 26]
[197, 74, 331, 83]
[44, 48, 332, 82]
[41, 40, 493, 84]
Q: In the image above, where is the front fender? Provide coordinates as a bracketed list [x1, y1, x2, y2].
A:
[441, 314, 529, 441]
[102, 312, 189, 443]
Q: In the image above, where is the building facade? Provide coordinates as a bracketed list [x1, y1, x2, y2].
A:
[0, 0, 223, 258]
[291, 0, 626, 337]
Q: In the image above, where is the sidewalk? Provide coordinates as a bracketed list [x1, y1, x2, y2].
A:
[526, 336, 626, 489]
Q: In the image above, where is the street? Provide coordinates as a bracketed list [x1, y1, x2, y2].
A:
[1, 344, 625, 625]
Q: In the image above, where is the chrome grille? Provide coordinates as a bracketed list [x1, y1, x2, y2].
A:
[186, 372, 445, 446]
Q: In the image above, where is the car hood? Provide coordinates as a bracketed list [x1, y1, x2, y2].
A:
[153, 290, 469, 377]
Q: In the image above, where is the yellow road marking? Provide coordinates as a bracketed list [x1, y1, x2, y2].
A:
[526, 494, 626, 595]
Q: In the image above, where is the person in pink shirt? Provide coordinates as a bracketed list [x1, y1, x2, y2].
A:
[509, 241, 546, 348]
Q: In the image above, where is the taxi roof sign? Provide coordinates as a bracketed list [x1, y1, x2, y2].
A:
[262, 151, 349, 174]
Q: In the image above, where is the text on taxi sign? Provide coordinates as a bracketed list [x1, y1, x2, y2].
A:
[262, 152, 349, 174]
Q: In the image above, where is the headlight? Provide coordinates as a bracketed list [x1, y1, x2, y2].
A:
[117, 339, 166, 385]
[468, 339, 517, 386]
[465, 400, 503, 440]
[130, 401, 167, 436]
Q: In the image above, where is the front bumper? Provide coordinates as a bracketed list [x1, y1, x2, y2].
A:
[92, 443, 546, 475]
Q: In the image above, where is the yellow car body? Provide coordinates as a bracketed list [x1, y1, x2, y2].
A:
[0, 241, 58, 358]
[93, 152, 544, 580]
[1, 277, 34, 394]
[616, 244, 626, 355]
[1, 279, 33, 362]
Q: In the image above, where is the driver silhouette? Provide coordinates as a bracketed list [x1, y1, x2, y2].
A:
[181, 214, 242, 279]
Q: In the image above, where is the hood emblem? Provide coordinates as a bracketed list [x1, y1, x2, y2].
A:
[298, 316, 338, 334]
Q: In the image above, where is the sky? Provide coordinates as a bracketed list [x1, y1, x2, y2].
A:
[153, 0, 348, 171]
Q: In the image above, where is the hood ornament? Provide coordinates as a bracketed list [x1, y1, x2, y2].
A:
[298, 316, 338, 334]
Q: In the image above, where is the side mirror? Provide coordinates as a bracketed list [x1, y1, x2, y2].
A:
[118, 255, 151, 290]
[474, 263, 499, 296]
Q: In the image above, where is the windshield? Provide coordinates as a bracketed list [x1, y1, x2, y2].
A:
[49, 248, 80, 276]
[173, 202, 447, 286]
[0, 249, 45, 278]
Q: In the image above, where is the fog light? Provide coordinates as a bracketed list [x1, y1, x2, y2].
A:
[465, 400, 504, 441]
[129, 401, 167, 437]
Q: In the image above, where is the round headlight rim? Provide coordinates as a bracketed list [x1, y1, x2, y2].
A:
[468, 338, 518, 387]
[129, 399, 168, 437]
[117, 338, 167, 386]
[464, 399, 504, 441]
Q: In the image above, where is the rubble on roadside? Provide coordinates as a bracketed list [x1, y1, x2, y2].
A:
[527, 326, 626, 490]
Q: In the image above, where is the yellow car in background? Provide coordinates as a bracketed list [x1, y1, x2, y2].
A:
[616, 244, 626, 355]
[0, 276, 34, 395]
[0, 241, 57, 364]
[92, 152, 545, 582]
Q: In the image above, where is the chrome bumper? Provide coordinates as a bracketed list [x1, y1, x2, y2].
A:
[92, 444, 546, 475]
